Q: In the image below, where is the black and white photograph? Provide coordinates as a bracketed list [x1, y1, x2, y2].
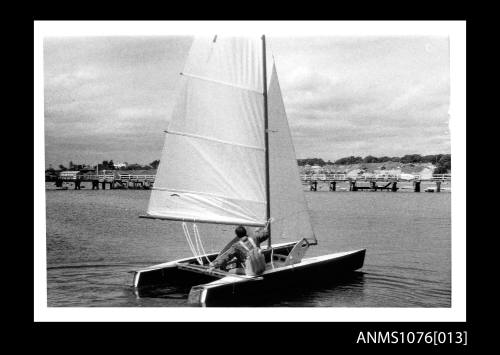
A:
[34, 21, 465, 321]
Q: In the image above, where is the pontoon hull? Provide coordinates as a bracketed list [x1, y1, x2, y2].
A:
[132, 245, 365, 306]
[188, 249, 366, 306]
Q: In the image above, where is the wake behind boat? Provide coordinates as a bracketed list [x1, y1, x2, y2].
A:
[132, 35, 366, 306]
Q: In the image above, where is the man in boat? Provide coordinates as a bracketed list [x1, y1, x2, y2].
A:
[208, 225, 269, 276]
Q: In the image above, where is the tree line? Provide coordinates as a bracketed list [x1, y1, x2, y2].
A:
[47, 154, 451, 175]
[46, 159, 161, 173]
[298, 154, 451, 174]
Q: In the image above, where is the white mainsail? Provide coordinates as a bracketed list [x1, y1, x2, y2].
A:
[147, 36, 316, 242]
[148, 36, 266, 226]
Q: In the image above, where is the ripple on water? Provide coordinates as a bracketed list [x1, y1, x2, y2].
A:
[45, 190, 451, 307]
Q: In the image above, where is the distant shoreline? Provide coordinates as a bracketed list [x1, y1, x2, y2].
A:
[45, 162, 448, 176]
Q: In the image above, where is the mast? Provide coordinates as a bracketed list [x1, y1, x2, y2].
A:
[262, 35, 271, 249]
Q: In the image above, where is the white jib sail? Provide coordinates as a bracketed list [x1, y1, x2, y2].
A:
[268, 64, 316, 243]
[147, 37, 267, 226]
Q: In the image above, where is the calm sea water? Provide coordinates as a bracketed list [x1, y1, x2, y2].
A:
[45, 182, 451, 307]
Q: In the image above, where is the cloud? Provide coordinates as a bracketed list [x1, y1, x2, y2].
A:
[43, 35, 450, 167]
[270, 36, 450, 160]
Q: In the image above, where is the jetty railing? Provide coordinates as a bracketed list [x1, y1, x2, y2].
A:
[430, 174, 451, 181]
[116, 174, 156, 181]
[56, 172, 449, 183]
[52, 171, 450, 193]
[52, 173, 157, 190]
[58, 173, 157, 182]
[300, 173, 451, 182]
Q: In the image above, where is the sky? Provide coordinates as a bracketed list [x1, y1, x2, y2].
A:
[43, 35, 450, 168]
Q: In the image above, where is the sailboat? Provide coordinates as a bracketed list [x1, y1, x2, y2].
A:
[132, 35, 366, 306]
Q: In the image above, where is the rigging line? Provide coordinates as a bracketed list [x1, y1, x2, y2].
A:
[268, 38, 276, 66]
[262, 34, 271, 250]
[163, 129, 265, 152]
[182, 222, 202, 265]
[206, 35, 217, 62]
[182, 222, 198, 263]
[193, 224, 201, 256]
[191, 219, 199, 256]
[193, 223, 211, 264]
[192, 220, 203, 259]
[180, 72, 263, 94]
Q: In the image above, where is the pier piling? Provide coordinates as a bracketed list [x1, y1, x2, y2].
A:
[413, 180, 421, 192]
[436, 181, 441, 192]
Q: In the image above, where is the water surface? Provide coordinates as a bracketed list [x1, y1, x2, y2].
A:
[45, 185, 451, 307]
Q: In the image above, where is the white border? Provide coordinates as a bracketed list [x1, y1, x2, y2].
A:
[34, 21, 466, 322]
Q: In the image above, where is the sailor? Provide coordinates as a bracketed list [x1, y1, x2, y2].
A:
[208, 225, 269, 276]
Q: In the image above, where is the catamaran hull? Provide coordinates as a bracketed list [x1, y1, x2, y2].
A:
[132, 245, 366, 306]
[188, 249, 366, 306]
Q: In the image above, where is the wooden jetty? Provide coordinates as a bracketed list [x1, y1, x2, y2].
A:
[47, 171, 450, 193]
[51, 173, 156, 190]
[304, 174, 450, 193]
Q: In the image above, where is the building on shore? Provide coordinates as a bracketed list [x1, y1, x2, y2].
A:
[113, 162, 128, 169]
[59, 171, 81, 179]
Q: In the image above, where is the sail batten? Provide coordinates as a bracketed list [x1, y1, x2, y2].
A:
[163, 129, 265, 151]
[181, 72, 263, 94]
[151, 187, 267, 204]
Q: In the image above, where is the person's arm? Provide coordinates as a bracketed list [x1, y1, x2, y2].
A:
[218, 236, 239, 256]
[210, 246, 236, 269]
[211, 237, 238, 267]
[253, 226, 270, 244]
